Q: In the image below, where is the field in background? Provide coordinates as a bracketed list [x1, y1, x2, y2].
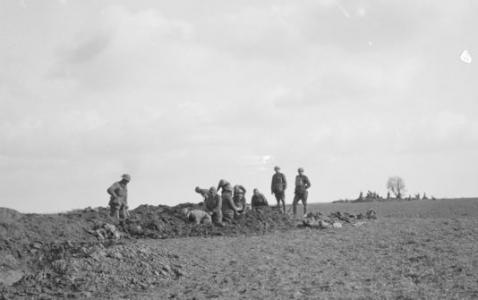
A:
[308, 198, 478, 218]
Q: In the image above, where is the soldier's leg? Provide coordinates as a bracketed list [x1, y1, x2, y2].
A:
[292, 194, 299, 216]
[119, 204, 126, 220]
[222, 210, 234, 223]
[274, 193, 281, 209]
[280, 192, 286, 214]
[124, 205, 130, 219]
[212, 210, 223, 226]
[302, 191, 309, 215]
[110, 204, 119, 220]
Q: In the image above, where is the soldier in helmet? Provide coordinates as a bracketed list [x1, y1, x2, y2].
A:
[233, 185, 247, 214]
[217, 179, 241, 223]
[251, 188, 269, 209]
[107, 174, 131, 221]
[292, 168, 311, 217]
[271, 166, 287, 213]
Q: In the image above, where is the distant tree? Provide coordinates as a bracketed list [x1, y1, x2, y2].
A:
[386, 176, 406, 199]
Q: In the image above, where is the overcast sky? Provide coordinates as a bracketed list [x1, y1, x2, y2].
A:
[1, 0, 477, 213]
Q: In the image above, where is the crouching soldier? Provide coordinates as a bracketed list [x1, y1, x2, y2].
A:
[107, 174, 131, 221]
[251, 188, 269, 209]
[182, 208, 212, 225]
[218, 179, 241, 223]
[195, 186, 223, 226]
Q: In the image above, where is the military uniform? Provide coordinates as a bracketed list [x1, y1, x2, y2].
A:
[293, 171, 311, 216]
[218, 179, 237, 223]
[233, 185, 247, 213]
[107, 177, 129, 220]
[251, 192, 269, 208]
[271, 170, 287, 212]
[195, 187, 223, 225]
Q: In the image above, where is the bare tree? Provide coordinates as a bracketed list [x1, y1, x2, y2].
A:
[386, 176, 405, 199]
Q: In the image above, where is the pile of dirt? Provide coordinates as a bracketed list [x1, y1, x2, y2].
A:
[0, 205, 376, 298]
[2, 240, 185, 298]
[0, 204, 294, 298]
[125, 204, 294, 239]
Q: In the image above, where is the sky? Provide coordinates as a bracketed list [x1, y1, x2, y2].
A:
[1, 0, 477, 213]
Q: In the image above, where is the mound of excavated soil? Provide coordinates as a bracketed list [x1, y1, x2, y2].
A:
[126, 204, 294, 239]
[0, 204, 376, 298]
[0, 204, 295, 298]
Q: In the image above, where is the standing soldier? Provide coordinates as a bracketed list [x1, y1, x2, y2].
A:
[107, 174, 131, 221]
[218, 179, 241, 223]
[271, 166, 287, 213]
[292, 168, 311, 217]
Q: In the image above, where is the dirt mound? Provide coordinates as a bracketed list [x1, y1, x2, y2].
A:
[126, 204, 294, 239]
[1, 204, 375, 298]
[2, 240, 185, 298]
[0, 204, 295, 298]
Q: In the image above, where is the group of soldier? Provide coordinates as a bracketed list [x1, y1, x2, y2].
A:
[106, 166, 312, 225]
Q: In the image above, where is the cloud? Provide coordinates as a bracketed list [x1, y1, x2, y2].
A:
[1, 1, 478, 212]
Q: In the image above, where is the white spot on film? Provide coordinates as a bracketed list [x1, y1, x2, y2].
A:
[460, 50, 472, 64]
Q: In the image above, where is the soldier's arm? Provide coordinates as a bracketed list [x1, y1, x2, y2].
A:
[107, 183, 118, 197]
[305, 176, 311, 189]
[282, 174, 287, 190]
[196, 188, 209, 198]
[225, 196, 239, 212]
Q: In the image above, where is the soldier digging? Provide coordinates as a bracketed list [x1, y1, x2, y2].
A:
[107, 174, 131, 221]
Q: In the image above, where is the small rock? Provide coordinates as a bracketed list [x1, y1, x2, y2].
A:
[32, 242, 42, 249]
[162, 264, 172, 273]
[332, 222, 342, 228]
[353, 221, 366, 227]
[0, 270, 24, 286]
[159, 269, 168, 276]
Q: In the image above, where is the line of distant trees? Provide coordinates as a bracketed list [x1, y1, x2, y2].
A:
[333, 176, 436, 203]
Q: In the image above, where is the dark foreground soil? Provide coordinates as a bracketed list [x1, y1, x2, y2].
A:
[1, 199, 477, 299]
